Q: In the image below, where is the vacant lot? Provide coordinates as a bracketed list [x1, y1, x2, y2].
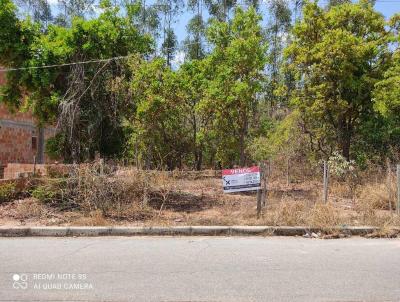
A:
[0, 162, 399, 234]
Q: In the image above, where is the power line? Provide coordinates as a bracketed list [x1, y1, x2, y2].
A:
[0, 55, 129, 72]
[1, 0, 397, 73]
[0, 40, 206, 72]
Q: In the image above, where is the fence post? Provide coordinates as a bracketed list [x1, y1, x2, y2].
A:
[286, 157, 290, 186]
[100, 158, 104, 176]
[261, 163, 267, 207]
[256, 162, 263, 218]
[387, 159, 393, 212]
[397, 164, 400, 215]
[323, 160, 329, 203]
[256, 188, 262, 219]
[33, 156, 36, 176]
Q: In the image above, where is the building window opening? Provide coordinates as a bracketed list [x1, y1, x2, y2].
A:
[32, 136, 38, 150]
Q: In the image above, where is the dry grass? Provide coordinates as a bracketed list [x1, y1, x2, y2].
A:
[1, 163, 400, 232]
[263, 201, 308, 226]
[71, 210, 109, 226]
[13, 199, 47, 220]
[307, 202, 341, 229]
[357, 182, 395, 210]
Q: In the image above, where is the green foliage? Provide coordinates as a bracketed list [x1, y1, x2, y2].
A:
[327, 151, 356, 179]
[2, 0, 400, 170]
[373, 14, 400, 118]
[248, 110, 304, 161]
[127, 56, 191, 169]
[45, 133, 65, 161]
[0, 183, 17, 203]
[286, 0, 388, 160]
[1, 2, 154, 162]
[205, 6, 267, 165]
[31, 184, 58, 203]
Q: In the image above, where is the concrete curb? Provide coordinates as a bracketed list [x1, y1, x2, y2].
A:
[0, 226, 387, 237]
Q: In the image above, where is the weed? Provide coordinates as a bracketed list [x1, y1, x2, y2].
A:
[0, 183, 17, 203]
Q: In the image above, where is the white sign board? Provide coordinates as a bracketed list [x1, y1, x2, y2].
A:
[222, 166, 261, 193]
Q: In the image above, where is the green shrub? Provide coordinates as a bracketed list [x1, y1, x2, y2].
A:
[31, 185, 58, 203]
[0, 183, 17, 203]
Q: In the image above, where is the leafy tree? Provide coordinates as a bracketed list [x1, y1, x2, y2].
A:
[184, 14, 206, 60]
[58, 0, 95, 22]
[18, 0, 52, 26]
[0, 0, 153, 162]
[265, 0, 292, 112]
[184, 0, 206, 60]
[207, 0, 237, 21]
[161, 28, 178, 66]
[127, 57, 190, 169]
[157, 0, 183, 66]
[285, 0, 388, 160]
[178, 59, 213, 169]
[374, 14, 400, 118]
[206, 7, 267, 166]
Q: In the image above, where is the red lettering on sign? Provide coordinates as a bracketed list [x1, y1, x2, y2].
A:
[222, 166, 260, 175]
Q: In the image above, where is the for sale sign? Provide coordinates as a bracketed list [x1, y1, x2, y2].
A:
[222, 166, 261, 193]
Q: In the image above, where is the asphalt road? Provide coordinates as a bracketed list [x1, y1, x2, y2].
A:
[0, 237, 400, 302]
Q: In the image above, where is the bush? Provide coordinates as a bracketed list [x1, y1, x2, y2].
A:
[30, 165, 156, 216]
[0, 183, 17, 203]
[31, 185, 59, 204]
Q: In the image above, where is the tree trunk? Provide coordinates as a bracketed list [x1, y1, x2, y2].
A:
[195, 150, 203, 171]
[239, 131, 245, 167]
[338, 117, 351, 161]
[340, 133, 351, 161]
[239, 112, 248, 167]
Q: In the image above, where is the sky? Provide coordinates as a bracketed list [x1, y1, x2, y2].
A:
[41, 0, 400, 42]
[173, 0, 400, 40]
[169, 0, 400, 65]
[26, 0, 400, 66]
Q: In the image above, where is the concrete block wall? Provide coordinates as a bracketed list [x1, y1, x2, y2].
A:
[3, 164, 47, 179]
[3, 163, 70, 179]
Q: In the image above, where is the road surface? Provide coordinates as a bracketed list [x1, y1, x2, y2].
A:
[0, 236, 400, 301]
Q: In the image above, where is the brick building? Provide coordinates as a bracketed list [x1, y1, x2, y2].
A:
[0, 70, 56, 178]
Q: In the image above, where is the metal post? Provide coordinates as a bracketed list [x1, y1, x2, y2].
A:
[387, 159, 393, 212]
[33, 156, 36, 176]
[100, 158, 104, 176]
[261, 164, 267, 207]
[256, 188, 262, 219]
[286, 157, 290, 186]
[323, 161, 328, 203]
[397, 164, 400, 215]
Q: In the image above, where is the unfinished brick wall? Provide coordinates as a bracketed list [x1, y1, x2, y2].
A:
[0, 104, 43, 165]
[0, 71, 58, 172]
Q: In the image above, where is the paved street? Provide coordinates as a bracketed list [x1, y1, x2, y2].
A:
[0, 237, 400, 301]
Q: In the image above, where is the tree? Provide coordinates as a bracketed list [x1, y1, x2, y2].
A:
[206, 7, 267, 166]
[157, 0, 183, 66]
[58, 0, 95, 23]
[17, 0, 52, 27]
[0, 0, 153, 162]
[285, 0, 388, 160]
[184, 0, 207, 60]
[127, 57, 191, 169]
[178, 59, 212, 169]
[374, 14, 400, 118]
[265, 0, 292, 112]
[184, 14, 206, 60]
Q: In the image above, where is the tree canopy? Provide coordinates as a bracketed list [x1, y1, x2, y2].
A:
[0, 0, 399, 168]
